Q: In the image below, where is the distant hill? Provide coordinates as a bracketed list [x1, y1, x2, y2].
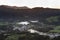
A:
[0, 5, 60, 25]
[0, 5, 60, 17]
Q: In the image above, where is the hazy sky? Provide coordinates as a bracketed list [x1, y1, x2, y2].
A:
[0, 0, 60, 8]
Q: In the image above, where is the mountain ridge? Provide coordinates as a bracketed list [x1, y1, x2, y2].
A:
[0, 5, 60, 19]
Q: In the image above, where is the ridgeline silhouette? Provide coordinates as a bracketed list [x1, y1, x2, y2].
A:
[0, 5, 60, 22]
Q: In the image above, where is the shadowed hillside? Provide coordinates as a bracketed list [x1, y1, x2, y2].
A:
[0, 5, 60, 40]
[0, 5, 60, 18]
[0, 5, 60, 25]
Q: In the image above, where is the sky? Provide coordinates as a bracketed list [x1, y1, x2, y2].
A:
[0, 0, 60, 8]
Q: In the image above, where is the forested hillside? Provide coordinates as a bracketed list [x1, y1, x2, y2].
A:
[0, 5, 60, 40]
[0, 5, 60, 25]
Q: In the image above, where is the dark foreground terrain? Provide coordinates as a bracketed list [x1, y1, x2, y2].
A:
[0, 5, 60, 40]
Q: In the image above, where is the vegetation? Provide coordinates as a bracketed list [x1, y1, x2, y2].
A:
[49, 26, 60, 33]
[5, 32, 50, 40]
[0, 5, 60, 40]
